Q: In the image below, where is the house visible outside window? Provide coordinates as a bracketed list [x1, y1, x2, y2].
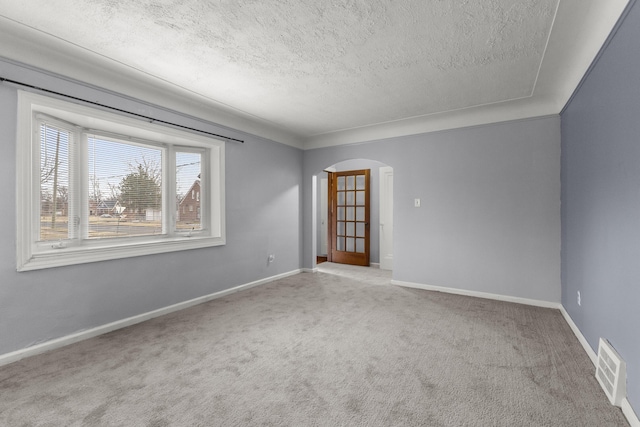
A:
[16, 91, 225, 271]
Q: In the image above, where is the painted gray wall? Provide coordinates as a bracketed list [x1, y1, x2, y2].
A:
[316, 159, 386, 263]
[0, 60, 302, 355]
[303, 116, 561, 302]
[561, 0, 640, 411]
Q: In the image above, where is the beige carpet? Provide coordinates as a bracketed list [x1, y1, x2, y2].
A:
[0, 263, 629, 426]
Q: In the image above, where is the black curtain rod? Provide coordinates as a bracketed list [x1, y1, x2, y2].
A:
[0, 77, 244, 143]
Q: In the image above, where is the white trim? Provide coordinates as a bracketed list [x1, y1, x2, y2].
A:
[622, 399, 640, 427]
[302, 268, 318, 273]
[0, 269, 301, 368]
[391, 279, 561, 309]
[559, 306, 597, 364]
[560, 306, 640, 427]
[392, 280, 640, 426]
[378, 165, 394, 271]
[0, 31, 303, 149]
[0, 0, 629, 150]
[16, 91, 226, 271]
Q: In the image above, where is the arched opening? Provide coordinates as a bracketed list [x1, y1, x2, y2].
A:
[314, 159, 393, 270]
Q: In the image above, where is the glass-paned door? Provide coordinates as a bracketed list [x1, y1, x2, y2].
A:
[329, 169, 370, 266]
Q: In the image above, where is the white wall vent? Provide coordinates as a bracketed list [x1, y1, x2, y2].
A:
[596, 338, 626, 406]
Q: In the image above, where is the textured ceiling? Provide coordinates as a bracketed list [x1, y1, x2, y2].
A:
[0, 0, 631, 148]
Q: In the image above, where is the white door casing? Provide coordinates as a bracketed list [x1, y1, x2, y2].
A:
[320, 178, 328, 256]
[379, 166, 393, 270]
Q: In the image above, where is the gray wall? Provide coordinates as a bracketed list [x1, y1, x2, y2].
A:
[0, 60, 302, 355]
[561, 0, 640, 411]
[304, 116, 561, 302]
[316, 159, 387, 263]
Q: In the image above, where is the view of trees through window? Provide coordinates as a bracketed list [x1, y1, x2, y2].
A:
[40, 124, 70, 241]
[176, 151, 202, 231]
[39, 124, 203, 241]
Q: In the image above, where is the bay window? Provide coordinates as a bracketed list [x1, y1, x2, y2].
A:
[17, 91, 225, 271]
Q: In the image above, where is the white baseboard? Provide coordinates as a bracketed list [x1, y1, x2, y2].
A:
[622, 398, 640, 427]
[0, 269, 301, 368]
[391, 279, 561, 309]
[558, 306, 597, 364]
[302, 268, 318, 273]
[559, 307, 640, 427]
[392, 281, 639, 426]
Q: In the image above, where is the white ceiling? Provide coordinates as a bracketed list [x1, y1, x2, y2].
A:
[0, 0, 630, 149]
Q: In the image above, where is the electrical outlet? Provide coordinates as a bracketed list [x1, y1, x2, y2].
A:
[268, 254, 275, 264]
[577, 291, 581, 306]
[414, 198, 421, 208]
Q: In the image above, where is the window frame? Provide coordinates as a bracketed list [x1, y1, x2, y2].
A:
[17, 91, 225, 271]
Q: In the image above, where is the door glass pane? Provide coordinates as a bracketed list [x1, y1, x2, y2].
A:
[346, 222, 355, 236]
[356, 191, 364, 205]
[346, 237, 355, 252]
[337, 191, 345, 205]
[337, 176, 345, 191]
[347, 176, 355, 190]
[346, 191, 354, 205]
[346, 207, 355, 221]
[356, 238, 365, 253]
[337, 207, 345, 220]
[356, 175, 365, 190]
[356, 207, 365, 221]
[337, 221, 345, 236]
[356, 222, 365, 237]
[337, 237, 345, 251]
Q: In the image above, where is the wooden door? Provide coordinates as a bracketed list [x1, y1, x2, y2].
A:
[328, 169, 370, 266]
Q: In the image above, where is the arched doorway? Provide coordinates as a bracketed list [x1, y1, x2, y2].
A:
[315, 159, 393, 270]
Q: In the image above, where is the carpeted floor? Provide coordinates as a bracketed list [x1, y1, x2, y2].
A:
[0, 263, 629, 426]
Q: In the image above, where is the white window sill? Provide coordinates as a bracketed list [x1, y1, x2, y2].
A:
[17, 235, 225, 272]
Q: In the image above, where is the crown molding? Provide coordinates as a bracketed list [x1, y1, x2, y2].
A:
[0, 16, 305, 149]
[302, 0, 631, 149]
[0, 0, 630, 151]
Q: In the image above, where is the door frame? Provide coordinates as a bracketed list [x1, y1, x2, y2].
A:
[320, 178, 328, 256]
[379, 166, 393, 270]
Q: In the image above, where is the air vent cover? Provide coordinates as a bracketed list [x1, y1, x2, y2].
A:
[596, 338, 626, 406]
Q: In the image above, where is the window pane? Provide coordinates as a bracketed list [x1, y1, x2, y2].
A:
[356, 238, 365, 253]
[356, 191, 365, 205]
[88, 136, 163, 239]
[337, 191, 345, 206]
[337, 221, 345, 236]
[18, 92, 227, 272]
[176, 152, 202, 231]
[356, 207, 365, 221]
[356, 222, 365, 237]
[337, 176, 345, 191]
[356, 175, 365, 190]
[40, 124, 70, 241]
[336, 237, 345, 251]
[337, 207, 345, 221]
